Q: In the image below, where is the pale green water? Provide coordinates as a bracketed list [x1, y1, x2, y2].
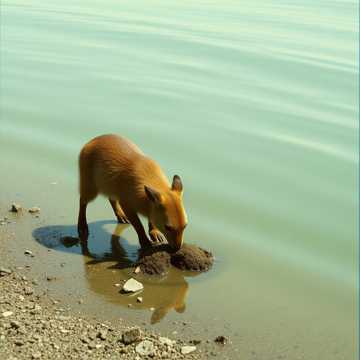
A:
[0, 1, 358, 359]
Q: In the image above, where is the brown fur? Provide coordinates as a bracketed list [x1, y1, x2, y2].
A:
[77, 134, 187, 250]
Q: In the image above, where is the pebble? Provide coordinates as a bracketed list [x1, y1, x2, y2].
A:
[24, 250, 34, 257]
[122, 278, 143, 293]
[134, 266, 141, 274]
[0, 267, 12, 276]
[136, 297, 143, 303]
[214, 335, 228, 345]
[181, 346, 197, 355]
[10, 321, 20, 329]
[10, 203, 22, 212]
[32, 352, 42, 359]
[28, 207, 41, 214]
[159, 337, 175, 346]
[24, 287, 34, 295]
[98, 329, 108, 340]
[122, 328, 141, 345]
[2, 311, 14, 317]
[135, 340, 155, 356]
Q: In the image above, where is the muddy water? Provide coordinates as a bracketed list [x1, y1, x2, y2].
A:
[0, 0, 358, 359]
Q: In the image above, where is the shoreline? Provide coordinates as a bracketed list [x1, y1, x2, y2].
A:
[0, 206, 231, 359]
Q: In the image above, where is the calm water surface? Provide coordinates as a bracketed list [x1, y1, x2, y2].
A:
[0, 1, 358, 359]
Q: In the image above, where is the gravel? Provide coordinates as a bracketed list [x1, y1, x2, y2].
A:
[0, 271, 204, 359]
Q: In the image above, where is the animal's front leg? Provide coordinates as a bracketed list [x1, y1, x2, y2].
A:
[122, 207, 152, 248]
[148, 222, 167, 244]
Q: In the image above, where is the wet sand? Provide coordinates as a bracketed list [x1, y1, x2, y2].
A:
[0, 205, 235, 359]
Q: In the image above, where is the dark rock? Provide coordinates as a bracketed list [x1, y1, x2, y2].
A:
[122, 328, 141, 345]
[214, 335, 228, 345]
[10, 203, 22, 212]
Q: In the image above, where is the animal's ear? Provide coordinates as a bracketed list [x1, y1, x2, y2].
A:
[144, 185, 163, 204]
[171, 175, 183, 192]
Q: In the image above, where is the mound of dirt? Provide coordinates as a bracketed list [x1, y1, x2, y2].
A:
[137, 243, 213, 275]
[137, 246, 171, 275]
[170, 244, 213, 272]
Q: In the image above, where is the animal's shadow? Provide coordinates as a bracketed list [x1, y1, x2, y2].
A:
[32, 220, 193, 323]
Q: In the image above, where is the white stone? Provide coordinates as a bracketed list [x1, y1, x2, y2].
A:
[122, 278, 143, 293]
[181, 346, 196, 355]
[135, 340, 155, 356]
[159, 337, 175, 346]
[2, 311, 13, 318]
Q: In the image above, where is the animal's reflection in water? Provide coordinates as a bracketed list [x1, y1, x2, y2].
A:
[49, 222, 196, 324]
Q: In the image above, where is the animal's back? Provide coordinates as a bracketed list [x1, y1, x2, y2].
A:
[79, 134, 144, 200]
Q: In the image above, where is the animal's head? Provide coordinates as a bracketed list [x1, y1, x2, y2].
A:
[145, 175, 187, 251]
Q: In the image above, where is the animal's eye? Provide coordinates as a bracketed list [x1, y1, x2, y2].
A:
[165, 225, 175, 232]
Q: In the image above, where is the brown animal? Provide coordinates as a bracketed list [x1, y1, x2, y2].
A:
[77, 134, 187, 250]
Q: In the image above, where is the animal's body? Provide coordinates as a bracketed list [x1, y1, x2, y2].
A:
[77, 134, 187, 250]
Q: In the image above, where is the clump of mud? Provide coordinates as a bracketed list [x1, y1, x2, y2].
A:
[137, 246, 171, 275]
[137, 243, 213, 275]
[170, 244, 213, 272]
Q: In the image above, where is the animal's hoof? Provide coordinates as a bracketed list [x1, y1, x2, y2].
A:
[150, 229, 167, 244]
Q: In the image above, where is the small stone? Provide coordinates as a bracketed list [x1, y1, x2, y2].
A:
[46, 276, 56, 281]
[80, 335, 90, 344]
[28, 207, 41, 214]
[136, 297, 143, 303]
[98, 329, 108, 340]
[0, 267, 12, 276]
[10, 321, 20, 329]
[24, 287, 34, 295]
[159, 337, 175, 346]
[10, 203, 22, 212]
[214, 335, 228, 345]
[114, 283, 121, 287]
[88, 342, 96, 350]
[78, 299, 83, 304]
[122, 278, 143, 293]
[150, 307, 155, 311]
[135, 340, 155, 356]
[181, 346, 196, 355]
[24, 250, 34, 257]
[190, 339, 202, 345]
[57, 316, 70, 321]
[134, 266, 141, 274]
[122, 328, 141, 345]
[2, 311, 14, 318]
[32, 352, 41, 359]
[14, 339, 24, 346]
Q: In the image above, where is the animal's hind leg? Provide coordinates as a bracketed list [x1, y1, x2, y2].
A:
[78, 197, 89, 239]
[109, 199, 129, 224]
